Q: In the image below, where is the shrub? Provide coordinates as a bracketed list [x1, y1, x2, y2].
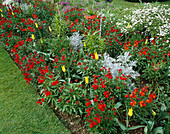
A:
[116, 3, 170, 38]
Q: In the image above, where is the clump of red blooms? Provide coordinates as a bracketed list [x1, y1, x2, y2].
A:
[125, 86, 156, 107]
[37, 98, 45, 105]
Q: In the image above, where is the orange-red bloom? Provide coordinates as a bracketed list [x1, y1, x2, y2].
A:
[86, 15, 97, 20]
[139, 100, 146, 107]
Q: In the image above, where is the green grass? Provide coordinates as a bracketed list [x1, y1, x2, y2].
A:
[0, 45, 70, 134]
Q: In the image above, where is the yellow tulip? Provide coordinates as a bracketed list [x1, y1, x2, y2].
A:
[62, 65, 66, 72]
[85, 76, 89, 84]
[12, 12, 14, 16]
[40, 38, 43, 43]
[127, 23, 130, 29]
[94, 52, 99, 60]
[0, 9, 2, 12]
[128, 107, 133, 117]
[1, 14, 3, 17]
[32, 34, 35, 40]
[84, 42, 86, 47]
[152, 110, 156, 116]
[35, 23, 38, 28]
[49, 26, 52, 32]
[145, 39, 148, 45]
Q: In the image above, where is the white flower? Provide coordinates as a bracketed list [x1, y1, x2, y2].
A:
[116, 4, 170, 37]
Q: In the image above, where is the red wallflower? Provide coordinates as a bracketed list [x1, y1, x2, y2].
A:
[86, 107, 93, 116]
[98, 103, 106, 112]
[125, 92, 129, 98]
[94, 98, 98, 103]
[86, 101, 91, 107]
[146, 98, 153, 103]
[90, 121, 97, 128]
[104, 91, 110, 98]
[139, 100, 146, 107]
[130, 92, 137, 98]
[41, 98, 45, 102]
[37, 99, 42, 105]
[58, 97, 62, 102]
[44, 90, 51, 97]
[120, 76, 127, 80]
[130, 99, 137, 107]
[92, 84, 99, 90]
[100, 84, 106, 88]
[32, 13, 38, 19]
[77, 62, 82, 65]
[149, 92, 156, 99]
[94, 117, 101, 123]
[51, 80, 59, 86]
[86, 15, 97, 20]
[139, 91, 145, 96]
[75, 18, 78, 23]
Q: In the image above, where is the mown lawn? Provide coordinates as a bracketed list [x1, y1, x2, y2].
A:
[0, 45, 70, 134]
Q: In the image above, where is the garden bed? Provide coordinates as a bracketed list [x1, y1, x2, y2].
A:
[0, 0, 169, 133]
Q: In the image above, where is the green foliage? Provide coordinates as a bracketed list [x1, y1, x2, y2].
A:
[84, 31, 105, 53]
[52, 14, 70, 37]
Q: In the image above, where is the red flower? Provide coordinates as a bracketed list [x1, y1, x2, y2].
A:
[120, 76, 127, 80]
[130, 99, 137, 107]
[112, 108, 116, 111]
[104, 91, 110, 98]
[55, 58, 58, 62]
[75, 18, 78, 23]
[44, 90, 51, 97]
[86, 101, 91, 107]
[139, 91, 145, 96]
[86, 107, 93, 116]
[76, 100, 79, 105]
[94, 117, 101, 123]
[41, 98, 45, 102]
[92, 84, 99, 90]
[130, 92, 137, 98]
[77, 62, 82, 65]
[84, 66, 88, 70]
[26, 37, 33, 42]
[7, 34, 11, 38]
[37, 99, 42, 105]
[58, 97, 62, 102]
[146, 98, 153, 103]
[100, 84, 106, 88]
[149, 92, 156, 99]
[117, 86, 120, 89]
[32, 13, 38, 19]
[86, 15, 97, 20]
[94, 98, 98, 103]
[90, 121, 97, 128]
[98, 103, 106, 112]
[139, 100, 146, 107]
[51, 80, 59, 86]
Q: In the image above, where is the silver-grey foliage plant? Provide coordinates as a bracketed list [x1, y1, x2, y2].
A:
[68, 32, 84, 51]
[101, 52, 140, 89]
